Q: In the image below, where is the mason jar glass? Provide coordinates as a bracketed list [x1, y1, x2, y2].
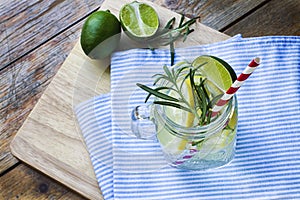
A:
[131, 62, 238, 170]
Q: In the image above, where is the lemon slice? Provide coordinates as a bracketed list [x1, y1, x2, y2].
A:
[157, 77, 195, 154]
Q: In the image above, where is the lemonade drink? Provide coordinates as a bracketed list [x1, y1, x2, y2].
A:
[134, 55, 238, 170]
[154, 62, 238, 170]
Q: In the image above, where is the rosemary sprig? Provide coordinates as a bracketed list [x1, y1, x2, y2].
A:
[137, 62, 218, 126]
[148, 15, 200, 66]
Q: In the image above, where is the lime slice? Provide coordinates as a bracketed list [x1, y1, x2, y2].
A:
[192, 55, 237, 91]
[119, 1, 159, 40]
[191, 56, 237, 154]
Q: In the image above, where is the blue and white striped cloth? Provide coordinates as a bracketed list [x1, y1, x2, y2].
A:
[75, 34, 300, 200]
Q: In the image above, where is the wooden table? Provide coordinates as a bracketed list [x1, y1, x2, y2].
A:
[0, 0, 298, 199]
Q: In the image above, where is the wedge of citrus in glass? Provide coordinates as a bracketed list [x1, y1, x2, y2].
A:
[192, 55, 237, 90]
[190, 56, 237, 157]
[119, 1, 159, 41]
[158, 77, 194, 155]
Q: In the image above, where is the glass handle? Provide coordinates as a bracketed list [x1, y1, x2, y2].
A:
[131, 104, 156, 140]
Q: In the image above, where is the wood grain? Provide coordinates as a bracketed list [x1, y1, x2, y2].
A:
[0, 0, 102, 69]
[0, 0, 267, 174]
[0, 0, 103, 174]
[0, 164, 86, 200]
[1, 0, 238, 175]
[9, 0, 230, 199]
[11, 135, 101, 199]
[152, 0, 267, 30]
[0, 21, 85, 174]
[224, 0, 300, 36]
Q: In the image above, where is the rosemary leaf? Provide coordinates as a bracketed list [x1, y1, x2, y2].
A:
[183, 28, 194, 42]
[200, 79, 209, 105]
[199, 92, 208, 125]
[137, 83, 179, 102]
[179, 72, 191, 92]
[180, 16, 200, 28]
[170, 41, 175, 66]
[196, 84, 208, 124]
[192, 139, 204, 146]
[152, 74, 172, 85]
[153, 101, 191, 113]
[208, 93, 224, 108]
[206, 109, 212, 124]
[164, 17, 175, 30]
[174, 64, 190, 80]
[178, 14, 184, 27]
[154, 18, 175, 38]
[171, 67, 176, 77]
[145, 86, 176, 102]
[194, 61, 208, 70]
[163, 65, 173, 81]
[198, 77, 208, 102]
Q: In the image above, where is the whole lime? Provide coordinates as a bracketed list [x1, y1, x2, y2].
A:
[80, 10, 121, 59]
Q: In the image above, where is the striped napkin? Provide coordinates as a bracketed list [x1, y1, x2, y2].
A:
[75, 35, 300, 200]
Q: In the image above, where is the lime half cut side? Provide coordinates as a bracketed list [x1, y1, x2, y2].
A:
[192, 55, 237, 91]
[120, 1, 159, 40]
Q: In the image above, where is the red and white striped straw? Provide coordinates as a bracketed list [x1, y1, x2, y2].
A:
[211, 57, 261, 117]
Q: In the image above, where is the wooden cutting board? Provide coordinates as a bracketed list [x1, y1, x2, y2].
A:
[10, 0, 229, 199]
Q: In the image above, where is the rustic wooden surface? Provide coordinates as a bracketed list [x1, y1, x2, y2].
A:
[8, 0, 231, 199]
[0, 0, 299, 199]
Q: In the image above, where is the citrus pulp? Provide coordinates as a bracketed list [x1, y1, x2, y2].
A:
[119, 1, 159, 41]
[192, 55, 237, 90]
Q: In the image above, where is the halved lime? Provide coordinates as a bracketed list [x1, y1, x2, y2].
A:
[192, 55, 237, 91]
[119, 1, 159, 40]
